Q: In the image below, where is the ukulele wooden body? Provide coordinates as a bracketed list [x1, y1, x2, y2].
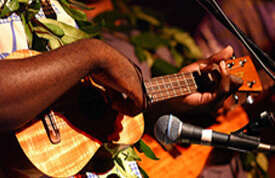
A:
[4, 50, 261, 177]
[6, 49, 144, 177]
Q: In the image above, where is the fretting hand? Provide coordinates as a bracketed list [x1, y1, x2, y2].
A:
[166, 46, 243, 114]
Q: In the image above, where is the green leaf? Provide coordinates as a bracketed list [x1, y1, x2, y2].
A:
[25, 0, 41, 21]
[151, 59, 179, 77]
[20, 14, 33, 48]
[76, 19, 104, 36]
[34, 17, 91, 49]
[240, 152, 255, 171]
[43, 23, 65, 38]
[38, 18, 90, 44]
[162, 27, 177, 38]
[103, 144, 121, 158]
[5, 0, 20, 11]
[58, 0, 88, 22]
[0, 6, 11, 17]
[143, 50, 154, 68]
[256, 153, 268, 172]
[121, 146, 141, 162]
[133, 6, 160, 26]
[134, 140, 159, 160]
[170, 47, 183, 68]
[114, 157, 126, 172]
[67, 0, 94, 10]
[67, 8, 88, 21]
[18, 0, 30, 4]
[135, 46, 147, 62]
[138, 166, 149, 178]
[34, 26, 63, 49]
[0, 0, 19, 17]
[94, 10, 132, 32]
[130, 32, 169, 50]
[162, 27, 203, 60]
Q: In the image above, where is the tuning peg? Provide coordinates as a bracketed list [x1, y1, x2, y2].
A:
[231, 53, 236, 59]
[226, 62, 235, 69]
[233, 94, 239, 104]
[246, 94, 254, 104]
[239, 58, 247, 67]
[247, 80, 256, 88]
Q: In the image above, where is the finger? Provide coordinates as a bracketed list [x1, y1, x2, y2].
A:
[106, 88, 143, 116]
[208, 46, 234, 64]
[218, 60, 243, 93]
[229, 75, 243, 93]
[211, 60, 230, 108]
[180, 46, 234, 73]
[92, 69, 145, 113]
[219, 60, 231, 94]
[116, 65, 145, 112]
[122, 84, 145, 112]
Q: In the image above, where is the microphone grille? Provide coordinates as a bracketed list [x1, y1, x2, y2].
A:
[154, 115, 181, 144]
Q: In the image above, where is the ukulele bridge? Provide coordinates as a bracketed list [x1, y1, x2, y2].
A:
[42, 109, 61, 144]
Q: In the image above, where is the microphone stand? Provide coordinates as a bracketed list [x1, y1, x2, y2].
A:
[195, 0, 275, 81]
[228, 111, 275, 153]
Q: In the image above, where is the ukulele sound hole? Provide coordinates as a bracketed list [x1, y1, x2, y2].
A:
[78, 87, 106, 120]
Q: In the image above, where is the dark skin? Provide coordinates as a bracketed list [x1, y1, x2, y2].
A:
[0, 37, 242, 177]
[0, 39, 241, 133]
[168, 46, 242, 113]
[0, 38, 144, 132]
[0, 1, 243, 177]
[144, 46, 243, 130]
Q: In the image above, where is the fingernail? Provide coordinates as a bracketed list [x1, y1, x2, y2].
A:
[220, 60, 226, 68]
[199, 63, 207, 70]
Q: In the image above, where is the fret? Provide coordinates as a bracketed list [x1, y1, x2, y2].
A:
[190, 71, 198, 92]
[175, 73, 184, 96]
[155, 78, 164, 101]
[161, 76, 171, 99]
[182, 73, 191, 93]
[144, 72, 197, 103]
[152, 88, 195, 102]
[146, 77, 195, 95]
[168, 75, 177, 98]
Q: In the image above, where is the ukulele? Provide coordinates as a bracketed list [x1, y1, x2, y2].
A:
[136, 59, 264, 178]
[6, 50, 261, 177]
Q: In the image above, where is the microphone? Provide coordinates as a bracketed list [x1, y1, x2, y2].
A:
[154, 114, 275, 153]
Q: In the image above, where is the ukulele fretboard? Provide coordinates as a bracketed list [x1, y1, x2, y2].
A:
[144, 72, 198, 103]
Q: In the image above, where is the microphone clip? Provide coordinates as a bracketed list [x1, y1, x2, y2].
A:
[227, 111, 274, 152]
[233, 111, 274, 136]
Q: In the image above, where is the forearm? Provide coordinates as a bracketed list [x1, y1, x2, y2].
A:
[0, 38, 111, 131]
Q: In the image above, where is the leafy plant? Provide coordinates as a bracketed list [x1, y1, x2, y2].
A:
[94, 0, 203, 76]
[0, 0, 103, 51]
[0, 1, 158, 177]
[240, 152, 269, 178]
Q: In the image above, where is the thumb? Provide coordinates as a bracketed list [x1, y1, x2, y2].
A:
[229, 74, 243, 93]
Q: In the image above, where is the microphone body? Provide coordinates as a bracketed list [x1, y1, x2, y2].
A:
[177, 120, 229, 147]
[154, 115, 274, 153]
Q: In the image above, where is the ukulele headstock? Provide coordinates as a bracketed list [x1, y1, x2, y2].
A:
[226, 56, 262, 92]
[193, 56, 262, 98]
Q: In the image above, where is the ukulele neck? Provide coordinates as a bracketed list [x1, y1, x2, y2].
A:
[144, 72, 198, 103]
